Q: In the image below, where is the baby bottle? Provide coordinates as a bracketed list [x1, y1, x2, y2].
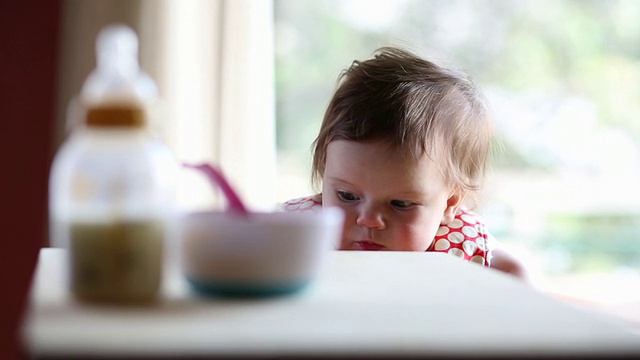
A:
[49, 24, 177, 303]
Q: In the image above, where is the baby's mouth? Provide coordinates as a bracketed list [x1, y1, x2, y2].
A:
[351, 241, 385, 251]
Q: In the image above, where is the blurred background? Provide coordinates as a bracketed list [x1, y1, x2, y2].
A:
[3, 1, 639, 355]
[273, 0, 640, 317]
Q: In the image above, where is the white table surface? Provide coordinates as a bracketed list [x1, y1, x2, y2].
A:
[22, 248, 640, 358]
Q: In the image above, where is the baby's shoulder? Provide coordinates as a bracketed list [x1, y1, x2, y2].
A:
[455, 207, 487, 227]
[281, 194, 323, 213]
[449, 207, 492, 244]
[431, 207, 492, 266]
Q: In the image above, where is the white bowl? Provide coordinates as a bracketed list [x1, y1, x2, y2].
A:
[179, 207, 344, 297]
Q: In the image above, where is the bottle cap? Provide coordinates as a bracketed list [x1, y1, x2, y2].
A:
[79, 24, 158, 127]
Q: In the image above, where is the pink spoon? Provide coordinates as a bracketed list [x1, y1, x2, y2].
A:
[182, 163, 249, 215]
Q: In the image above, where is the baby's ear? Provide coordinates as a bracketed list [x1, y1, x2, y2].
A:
[441, 191, 466, 225]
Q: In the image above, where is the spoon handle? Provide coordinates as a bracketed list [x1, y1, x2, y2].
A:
[182, 163, 249, 215]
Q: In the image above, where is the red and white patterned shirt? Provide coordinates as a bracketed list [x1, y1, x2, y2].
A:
[282, 194, 493, 267]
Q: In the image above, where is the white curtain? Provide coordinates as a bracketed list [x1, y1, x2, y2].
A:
[57, 0, 276, 211]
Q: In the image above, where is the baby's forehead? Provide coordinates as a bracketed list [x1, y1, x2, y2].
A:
[326, 139, 448, 181]
[365, 138, 444, 167]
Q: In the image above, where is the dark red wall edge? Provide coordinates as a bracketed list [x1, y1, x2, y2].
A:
[0, 0, 61, 358]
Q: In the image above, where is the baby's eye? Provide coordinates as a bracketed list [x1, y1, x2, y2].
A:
[336, 190, 359, 202]
[390, 200, 414, 209]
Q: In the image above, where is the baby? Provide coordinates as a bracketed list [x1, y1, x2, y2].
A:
[284, 47, 527, 279]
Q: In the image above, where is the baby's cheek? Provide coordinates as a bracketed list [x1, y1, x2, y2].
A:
[400, 224, 438, 251]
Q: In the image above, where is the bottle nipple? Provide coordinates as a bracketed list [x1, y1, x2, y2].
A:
[79, 24, 158, 127]
[96, 24, 139, 79]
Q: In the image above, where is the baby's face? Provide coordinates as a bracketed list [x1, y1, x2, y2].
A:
[322, 140, 462, 251]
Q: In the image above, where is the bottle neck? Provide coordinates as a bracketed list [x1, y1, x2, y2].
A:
[85, 104, 146, 127]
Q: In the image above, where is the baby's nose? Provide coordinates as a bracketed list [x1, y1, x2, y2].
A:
[355, 207, 385, 230]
